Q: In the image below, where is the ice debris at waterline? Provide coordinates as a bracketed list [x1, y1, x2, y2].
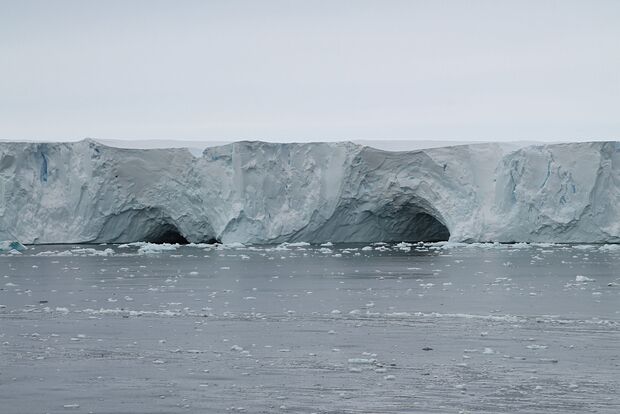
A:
[0, 241, 26, 253]
[0, 139, 619, 244]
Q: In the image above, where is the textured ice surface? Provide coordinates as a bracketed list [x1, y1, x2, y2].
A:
[0, 139, 619, 244]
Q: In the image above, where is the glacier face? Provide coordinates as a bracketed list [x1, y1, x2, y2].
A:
[0, 139, 618, 244]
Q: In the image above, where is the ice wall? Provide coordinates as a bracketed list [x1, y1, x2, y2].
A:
[0, 139, 618, 244]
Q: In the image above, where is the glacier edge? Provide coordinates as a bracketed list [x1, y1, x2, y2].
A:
[0, 139, 618, 244]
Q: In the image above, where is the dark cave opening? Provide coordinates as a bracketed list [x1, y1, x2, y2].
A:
[406, 212, 450, 242]
[143, 223, 190, 244]
[374, 207, 450, 243]
[311, 202, 452, 243]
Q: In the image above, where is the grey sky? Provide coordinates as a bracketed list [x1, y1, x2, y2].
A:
[1, 0, 619, 142]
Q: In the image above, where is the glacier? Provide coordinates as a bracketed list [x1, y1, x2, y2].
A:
[0, 139, 618, 244]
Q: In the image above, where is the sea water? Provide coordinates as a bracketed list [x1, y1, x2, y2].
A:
[1, 242, 618, 413]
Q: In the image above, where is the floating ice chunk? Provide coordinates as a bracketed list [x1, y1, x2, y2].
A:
[600, 244, 620, 251]
[575, 275, 595, 282]
[431, 241, 468, 250]
[395, 242, 412, 251]
[526, 344, 548, 350]
[572, 244, 596, 250]
[138, 243, 179, 254]
[281, 242, 310, 248]
[71, 247, 114, 256]
[348, 358, 377, 364]
[386, 312, 411, 317]
[187, 242, 215, 248]
[36, 250, 73, 256]
[0, 241, 26, 253]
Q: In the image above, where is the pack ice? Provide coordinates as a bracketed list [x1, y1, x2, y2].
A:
[0, 139, 618, 244]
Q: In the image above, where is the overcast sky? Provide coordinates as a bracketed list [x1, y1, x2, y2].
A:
[1, 0, 619, 142]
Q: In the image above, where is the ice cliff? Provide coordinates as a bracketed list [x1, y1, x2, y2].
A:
[0, 139, 618, 244]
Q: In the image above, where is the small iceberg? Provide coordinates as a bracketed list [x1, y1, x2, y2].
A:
[575, 275, 595, 282]
[0, 241, 27, 253]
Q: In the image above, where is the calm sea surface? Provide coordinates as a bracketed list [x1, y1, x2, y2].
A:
[1, 242, 619, 413]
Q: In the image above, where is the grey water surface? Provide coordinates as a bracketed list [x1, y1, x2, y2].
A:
[1, 242, 619, 413]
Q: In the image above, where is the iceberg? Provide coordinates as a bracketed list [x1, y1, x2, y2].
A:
[0, 241, 26, 252]
[0, 139, 618, 244]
